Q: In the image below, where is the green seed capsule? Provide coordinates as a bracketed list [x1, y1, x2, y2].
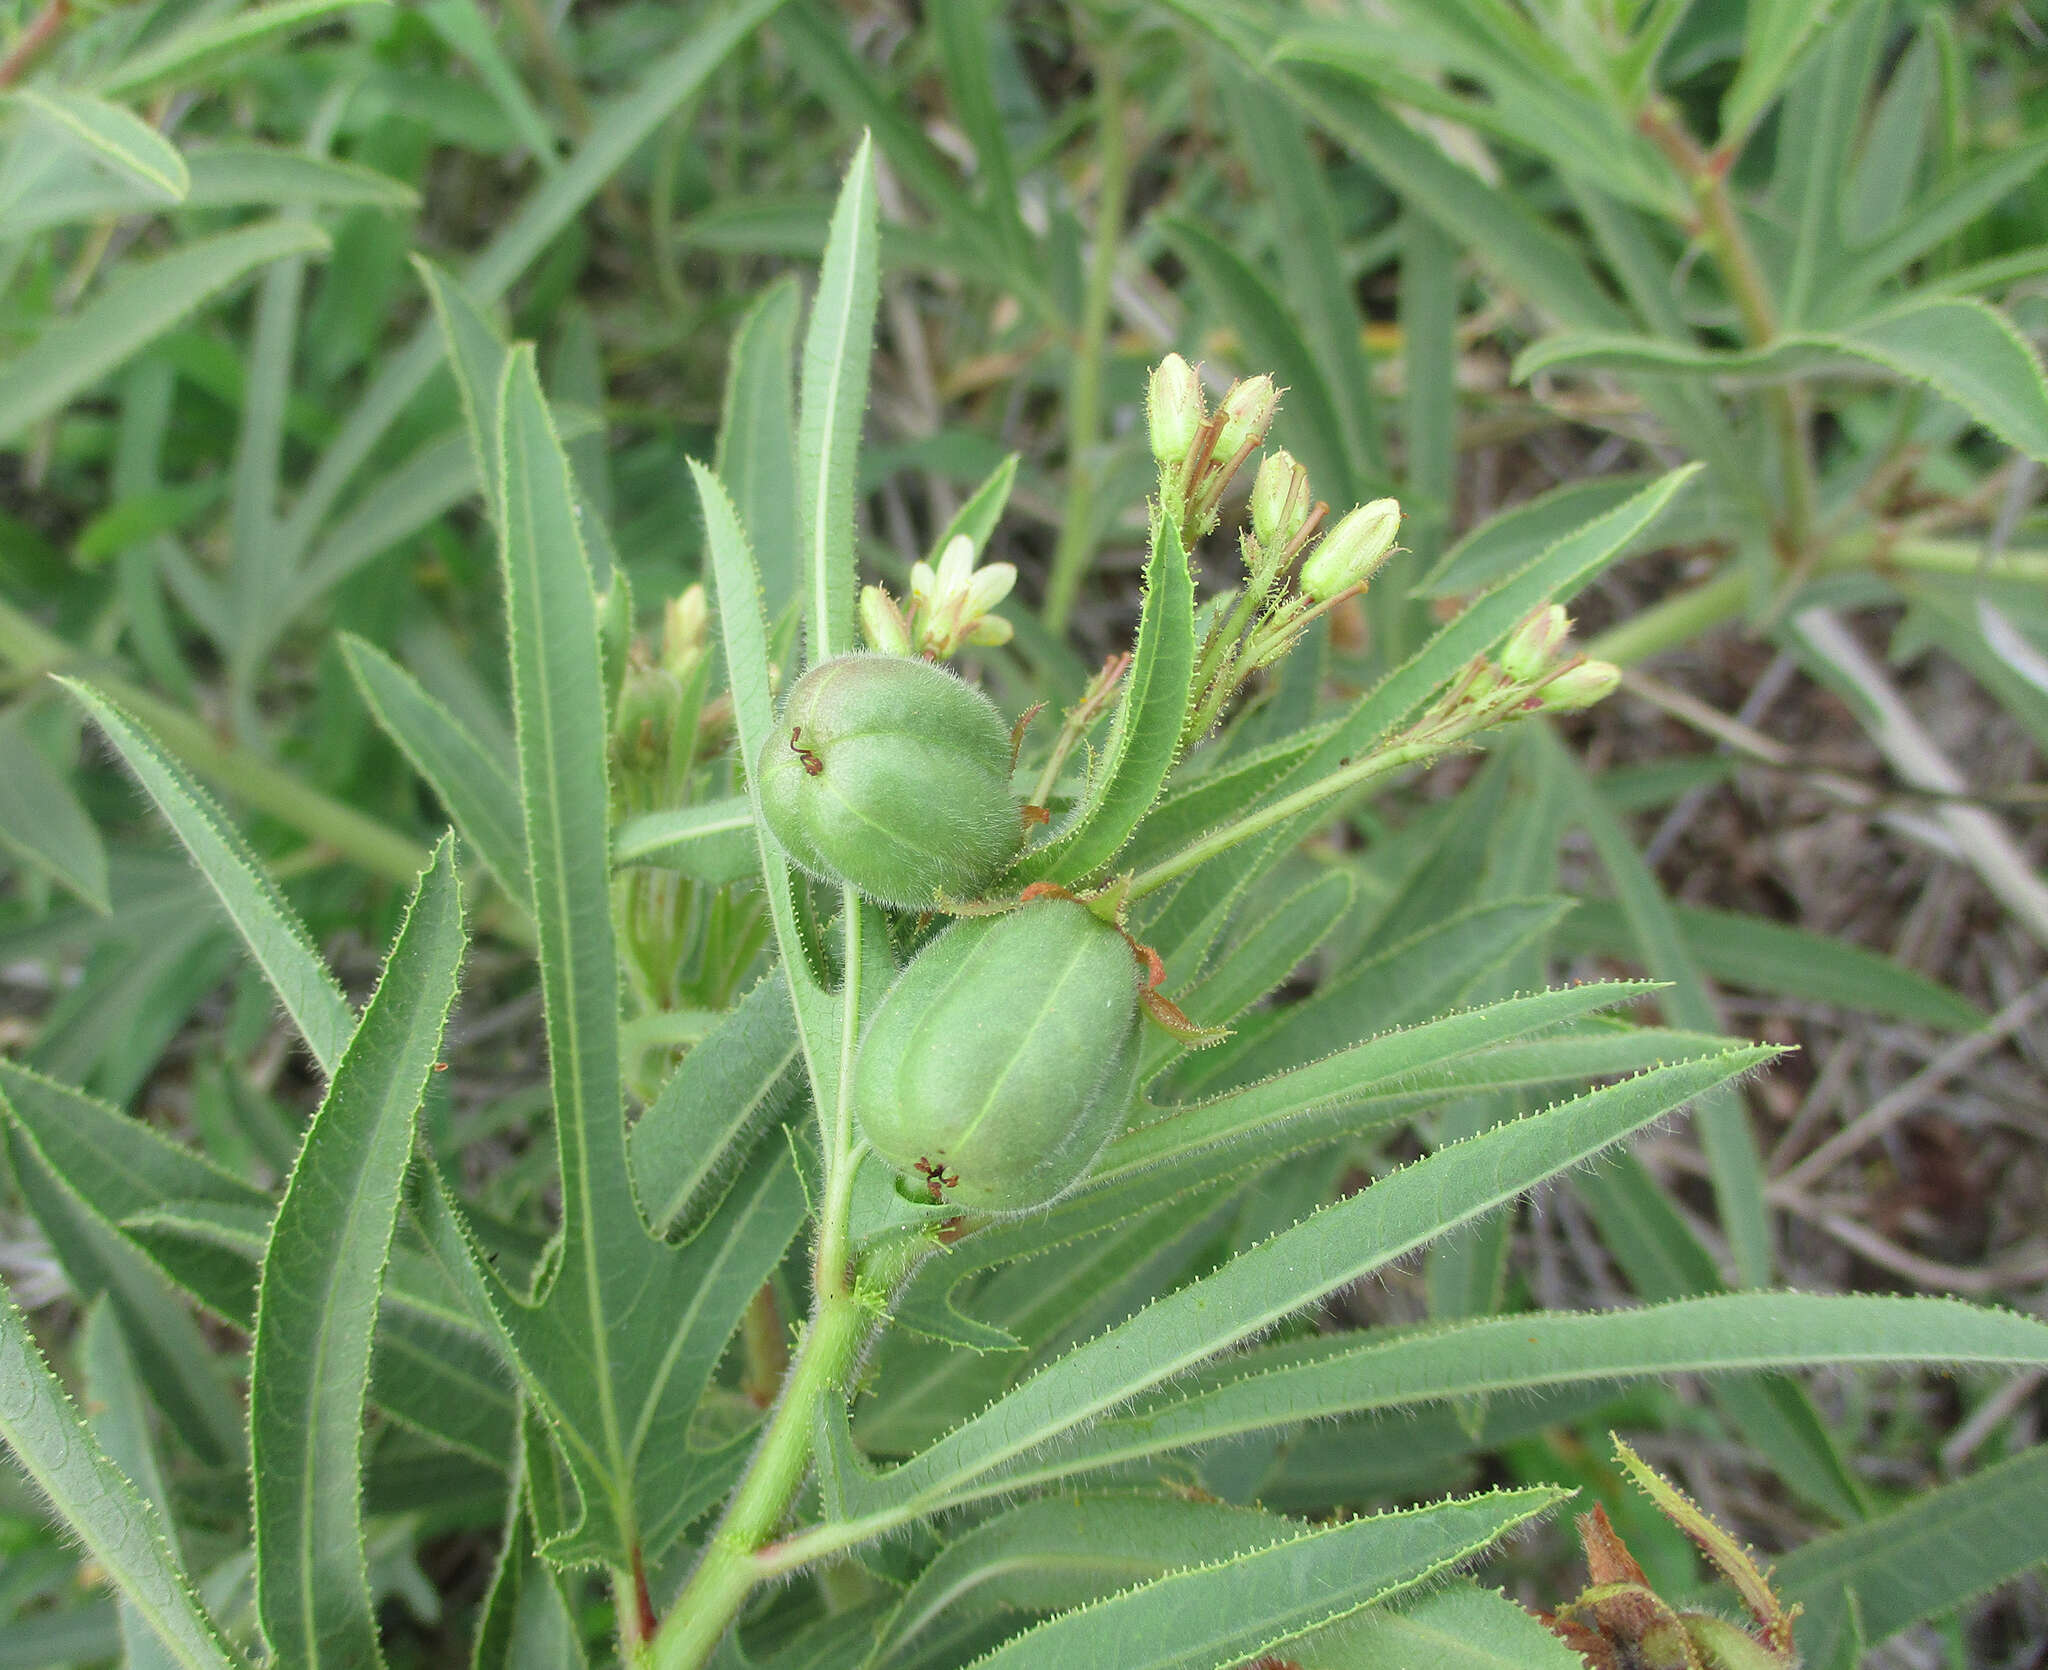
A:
[758, 653, 1021, 908]
[855, 897, 1142, 1213]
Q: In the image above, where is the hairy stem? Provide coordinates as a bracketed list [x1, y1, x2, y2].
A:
[649, 1288, 875, 1670]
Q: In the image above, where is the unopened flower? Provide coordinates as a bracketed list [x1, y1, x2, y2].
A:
[860, 584, 913, 655]
[1147, 353, 1205, 466]
[661, 584, 709, 677]
[1300, 498, 1401, 602]
[1500, 603, 1570, 683]
[1538, 659, 1621, 712]
[1250, 450, 1313, 554]
[1209, 374, 1278, 463]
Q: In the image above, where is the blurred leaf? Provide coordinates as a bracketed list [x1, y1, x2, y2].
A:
[1514, 298, 2048, 465]
[0, 220, 330, 448]
[98, 0, 394, 98]
[9, 87, 189, 201]
[0, 1285, 237, 1670]
[61, 681, 355, 1078]
[1558, 897, 1987, 1031]
[1720, 0, 1849, 149]
[0, 710, 108, 911]
[1778, 1443, 2048, 1662]
[613, 797, 755, 886]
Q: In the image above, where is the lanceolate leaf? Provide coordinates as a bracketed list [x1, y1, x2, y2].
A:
[1513, 298, 2048, 465]
[251, 836, 465, 1670]
[0, 221, 330, 448]
[1015, 513, 1197, 884]
[872, 1495, 1304, 1662]
[342, 636, 529, 910]
[1022, 1294, 2048, 1494]
[1299, 1581, 1586, 1670]
[1558, 895, 1986, 1031]
[81, 1303, 180, 1670]
[10, 87, 190, 202]
[97, 0, 393, 97]
[0, 710, 110, 912]
[60, 680, 355, 1077]
[798, 134, 879, 662]
[629, 973, 802, 1236]
[691, 460, 840, 1098]
[1777, 1442, 2048, 1662]
[717, 277, 803, 622]
[829, 1046, 1776, 1520]
[968, 1489, 1568, 1669]
[612, 797, 756, 886]
[0, 1285, 239, 1670]
[1181, 897, 1572, 1095]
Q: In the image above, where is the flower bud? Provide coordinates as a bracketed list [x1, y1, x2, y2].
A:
[856, 896, 1141, 1213]
[1209, 374, 1278, 463]
[1538, 658, 1622, 712]
[1300, 497, 1401, 602]
[1146, 353, 1205, 465]
[1500, 603, 1570, 683]
[859, 584, 913, 656]
[1250, 449, 1313, 552]
[758, 653, 1022, 907]
[661, 584, 709, 677]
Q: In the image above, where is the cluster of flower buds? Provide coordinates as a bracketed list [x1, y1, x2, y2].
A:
[1148, 354, 1281, 548]
[1168, 379, 1405, 742]
[1416, 603, 1622, 744]
[612, 582, 713, 810]
[861, 533, 1017, 661]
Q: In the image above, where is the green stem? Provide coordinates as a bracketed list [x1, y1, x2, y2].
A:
[1040, 40, 1129, 633]
[649, 1288, 875, 1670]
[0, 598, 428, 886]
[811, 885, 865, 1299]
[1582, 533, 2048, 670]
[1641, 103, 1816, 559]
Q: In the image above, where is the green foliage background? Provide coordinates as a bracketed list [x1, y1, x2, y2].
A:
[2, 2, 2047, 1667]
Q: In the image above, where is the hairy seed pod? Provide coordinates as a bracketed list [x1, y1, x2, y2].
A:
[758, 653, 1021, 908]
[855, 897, 1142, 1213]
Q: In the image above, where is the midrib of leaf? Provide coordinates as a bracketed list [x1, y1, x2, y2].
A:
[251, 837, 464, 1670]
[799, 133, 876, 663]
[496, 351, 635, 1530]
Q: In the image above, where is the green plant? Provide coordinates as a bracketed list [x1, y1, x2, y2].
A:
[4, 134, 2047, 1669]
[5, 3, 2048, 1667]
